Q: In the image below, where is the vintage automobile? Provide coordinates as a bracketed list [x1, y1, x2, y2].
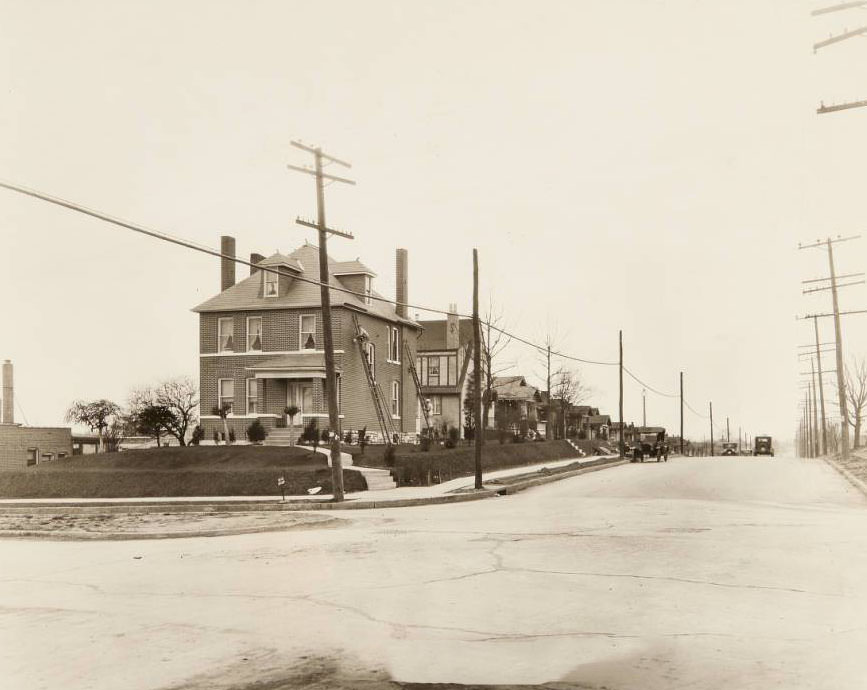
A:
[754, 436, 774, 457]
[721, 442, 738, 456]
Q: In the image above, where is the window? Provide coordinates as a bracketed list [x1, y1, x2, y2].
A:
[218, 317, 234, 352]
[58, 453, 67, 460]
[246, 378, 259, 415]
[26, 448, 37, 466]
[42, 453, 53, 462]
[418, 354, 457, 386]
[392, 381, 400, 417]
[366, 342, 376, 380]
[428, 395, 442, 415]
[264, 269, 278, 297]
[218, 378, 234, 414]
[364, 275, 372, 305]
[300, 315, 316, 350]
[247, 316, 263, 352]
[388, 327, 400, 362]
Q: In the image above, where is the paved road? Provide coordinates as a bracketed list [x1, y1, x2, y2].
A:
[2, 457, 867, 689]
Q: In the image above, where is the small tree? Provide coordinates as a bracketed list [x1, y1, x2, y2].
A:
[129, 377, 199, 446]
[359, 426, 367, 455]
[190, 425, 204, 446]
[134, 404, 174, 446]
[247, 419, 267, 444]
[285, 405, 300, 442]
[211, 403, 231, 445]
[845, 356, 867, 450]
[65, 399, 122, 453]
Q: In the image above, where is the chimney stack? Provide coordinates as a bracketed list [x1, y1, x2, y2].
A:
[446, 303, 459, 349]
[249, 252, 265, 276]
[2, 360, 13, 425]
[395, 248, 408, 319]
[221, 235, 236, 291]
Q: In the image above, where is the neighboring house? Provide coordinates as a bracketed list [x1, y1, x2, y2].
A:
[415, 306, 476, 437]
[491, 376, 541, 431]
[610, 421, 637, 445]
[193, 238, 422, 442]
[538, 398, 601, 439]
[586, 414, 612, 440]
[0, 360, 73, 469]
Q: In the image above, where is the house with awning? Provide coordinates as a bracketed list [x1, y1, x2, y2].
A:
[193, 237, 422, 443]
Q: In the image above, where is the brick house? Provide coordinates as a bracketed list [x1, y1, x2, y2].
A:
[193, 238, 422, 443]
[416, 307, 476, 437]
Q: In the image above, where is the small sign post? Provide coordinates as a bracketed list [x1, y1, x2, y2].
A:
[277, 475, 286, 501]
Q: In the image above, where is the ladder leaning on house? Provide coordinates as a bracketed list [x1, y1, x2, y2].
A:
[405, 341, 433, 435]
[352, 315, 398, 445]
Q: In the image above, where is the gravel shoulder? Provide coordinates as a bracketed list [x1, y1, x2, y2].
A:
[0, 510, 340, 540]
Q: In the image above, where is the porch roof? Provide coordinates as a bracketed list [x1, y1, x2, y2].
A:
[245, 352, 341, 379]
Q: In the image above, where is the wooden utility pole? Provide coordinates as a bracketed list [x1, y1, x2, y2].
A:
[709, 402, 714, 456]
[813, 317, 828, 454]
[619, 331, 624, 458]
[546, 342, 552, 441]
[811, 360, 820, 457]
[799, 235, 864, 459]
[679, 371, 684, 456]
[726, 417, 730, 443]
[288, 141, 356, 501]
[473, 249, 483, 490]
[642, 389, 646, 427]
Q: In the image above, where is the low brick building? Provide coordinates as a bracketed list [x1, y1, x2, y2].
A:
[194, 238, 423, 443]
[0, 425, 73, 470]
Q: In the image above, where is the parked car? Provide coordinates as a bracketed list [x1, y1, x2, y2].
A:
[721, 442, 737, 456]
[754, 436, 774, 457]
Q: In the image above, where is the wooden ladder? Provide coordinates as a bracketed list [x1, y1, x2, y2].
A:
[352, 315, 397, 444]
[405, 341, 432, 435]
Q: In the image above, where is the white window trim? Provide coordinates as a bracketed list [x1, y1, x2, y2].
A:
[263, 270, 279, 298]
[299, 314, 317, 350]
[246, 378, 259, 415]
[391, 380, 401, 419]
[218, 378, 234, 413]
[246, 316, 263, 353]
[200, 349, 344, 358]
[387, 326, 401, 364]
[218, 317, 234, 353]
[366, 342, 376, 381]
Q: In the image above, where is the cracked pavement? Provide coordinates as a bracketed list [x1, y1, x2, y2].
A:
[2, 456, 867, 689]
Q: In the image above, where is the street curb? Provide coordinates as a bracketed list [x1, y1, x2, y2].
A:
[823, 455, 867, 501]
[0, 457, 627, 517]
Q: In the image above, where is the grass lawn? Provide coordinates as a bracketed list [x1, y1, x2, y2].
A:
[0, 445, 366, 498]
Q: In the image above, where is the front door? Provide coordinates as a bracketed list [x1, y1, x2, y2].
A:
[287, 381, 314, 415]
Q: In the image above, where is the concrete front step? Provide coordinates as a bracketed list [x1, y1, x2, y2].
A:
[352, 466, 397, 491]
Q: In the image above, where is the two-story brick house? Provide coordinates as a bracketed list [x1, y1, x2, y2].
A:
[193, 237, 422, 442]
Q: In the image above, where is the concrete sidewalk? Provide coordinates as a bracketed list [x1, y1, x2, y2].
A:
[0, 454, 623, 512]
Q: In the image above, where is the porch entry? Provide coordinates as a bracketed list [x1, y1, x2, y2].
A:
[287, 381, 314, 414]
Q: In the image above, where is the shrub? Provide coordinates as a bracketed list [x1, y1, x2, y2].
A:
[228, 428, 236, 444]
[359, 426, 367, 455]
[420, 429, 432, 452]
[445, 425, 460, 449]
[320, 428, 332, 444]
[212, 430, 220, 445]
[190, 425, 204, 446]
[384, 444, 396, 467]
[246, 419, 267, 444]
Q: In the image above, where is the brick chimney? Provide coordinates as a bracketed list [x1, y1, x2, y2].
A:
[395, 248, 408, 318]
[446, 303, 459, 349]
[1, 360, 13, 425]
[249, 252, 264, 276]
[221, 235, 236, 291]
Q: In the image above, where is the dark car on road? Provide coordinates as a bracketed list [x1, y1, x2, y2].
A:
[754, 436, 774, 457]
[721, 442, 738, 456]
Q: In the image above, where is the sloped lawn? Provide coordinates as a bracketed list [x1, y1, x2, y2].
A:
[0, 445, 366, 498]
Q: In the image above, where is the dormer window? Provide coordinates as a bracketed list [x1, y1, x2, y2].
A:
[218, 317, 234, 352]
[264, 269, 278, 298]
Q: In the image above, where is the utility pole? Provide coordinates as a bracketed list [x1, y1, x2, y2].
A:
[709, 402, 714, 456]
[546, 342, 552, 441]
[288, 141, 356, 501]
[473, 249, 483, 490]
[799, 235, 864, 459]
[726, 417, 730, 443]
[811, 317, 829, 454]
[642, 389, 646, 427]
[679, 371, 684, 456]
[811, 359, 820, 457]
[619, 331, 624, 458]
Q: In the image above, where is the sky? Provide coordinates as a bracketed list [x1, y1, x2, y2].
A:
[1, 0, 866, 447]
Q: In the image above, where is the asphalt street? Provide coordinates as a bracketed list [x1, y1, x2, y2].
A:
[1, 456, 866, 689]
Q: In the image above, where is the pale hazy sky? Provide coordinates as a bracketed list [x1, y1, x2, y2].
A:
[2, 1, 866, 445]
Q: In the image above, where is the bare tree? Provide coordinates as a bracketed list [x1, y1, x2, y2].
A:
[129, 376, 199, 446]
[845, 356, 867, 449]
[64, 399, 122, 453]
[550, 368, 591, 439]
[480, 298, 513, 435]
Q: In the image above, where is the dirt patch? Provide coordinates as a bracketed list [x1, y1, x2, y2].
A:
[0, 511, 341, 540]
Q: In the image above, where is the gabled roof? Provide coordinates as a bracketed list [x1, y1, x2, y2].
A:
[588, 414, 611, 425]
[417, 318, 475, 351]
[492, 375, 541, 402]
[259, 253, 304, 272]
[192, 244, 419, 328]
